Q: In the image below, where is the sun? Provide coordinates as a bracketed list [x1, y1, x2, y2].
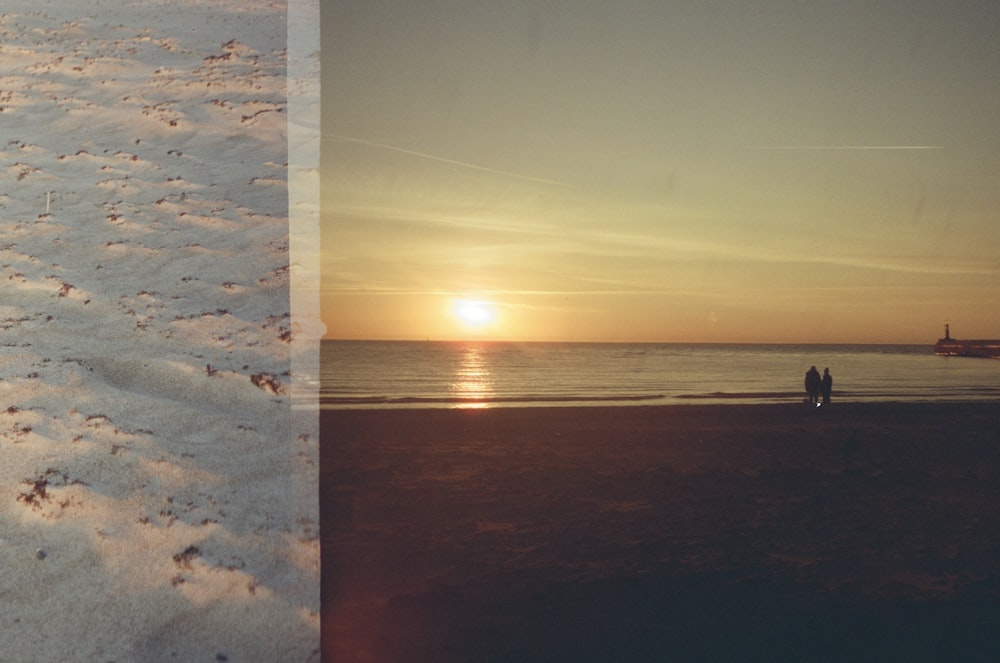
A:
[452, 299, 497, 330]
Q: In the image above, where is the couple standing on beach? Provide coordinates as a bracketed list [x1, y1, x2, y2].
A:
[805, 366, 832, 406]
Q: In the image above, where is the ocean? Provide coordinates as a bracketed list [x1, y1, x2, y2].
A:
[320, 340, 1000, 409]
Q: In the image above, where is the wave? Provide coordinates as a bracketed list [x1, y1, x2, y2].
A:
[680, 388, 1000, 401]
[323, 387, 1000, 409]
[675, 391, 799, 400]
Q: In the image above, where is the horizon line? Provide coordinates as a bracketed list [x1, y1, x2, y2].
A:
[321, 337, 934, 346]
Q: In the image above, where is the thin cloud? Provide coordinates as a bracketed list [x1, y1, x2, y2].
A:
[577, 227, 994, 278]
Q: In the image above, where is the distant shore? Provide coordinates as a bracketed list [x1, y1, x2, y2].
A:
[323, 402, 1000, 662]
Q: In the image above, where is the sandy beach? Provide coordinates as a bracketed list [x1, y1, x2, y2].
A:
[324, 402, 1000, 662]
[0, 1, 320, 659]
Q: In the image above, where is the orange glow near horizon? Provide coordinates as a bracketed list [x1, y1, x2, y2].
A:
[323, 4, 1000, 344]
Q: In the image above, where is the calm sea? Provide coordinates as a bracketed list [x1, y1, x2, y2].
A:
[320, 340, 1000, 409]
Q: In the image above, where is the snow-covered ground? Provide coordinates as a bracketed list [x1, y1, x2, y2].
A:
[0, 1, 319, 660]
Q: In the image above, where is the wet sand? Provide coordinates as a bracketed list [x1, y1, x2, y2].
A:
[322, 402, 1000, 662]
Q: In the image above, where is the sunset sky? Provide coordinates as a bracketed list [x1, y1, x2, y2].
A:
[322, 1, 1000, 343]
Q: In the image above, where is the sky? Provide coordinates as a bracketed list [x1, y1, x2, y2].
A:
[321, 1, 1000, 343]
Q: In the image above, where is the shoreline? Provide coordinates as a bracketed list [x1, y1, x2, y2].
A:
[323, 402, 1000, 661]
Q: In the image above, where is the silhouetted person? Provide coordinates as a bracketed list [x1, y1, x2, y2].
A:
[805, 365, 821, 405]
[821, 368, 833, 405]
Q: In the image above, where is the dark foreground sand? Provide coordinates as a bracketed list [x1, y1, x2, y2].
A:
[323, 403, 1000, 662]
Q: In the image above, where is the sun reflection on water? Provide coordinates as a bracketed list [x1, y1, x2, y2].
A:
[450, 344, 495, 408]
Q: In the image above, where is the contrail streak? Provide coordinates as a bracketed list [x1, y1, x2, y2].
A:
[746, 145, 942, 150]
[328, 134, 576, 188]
